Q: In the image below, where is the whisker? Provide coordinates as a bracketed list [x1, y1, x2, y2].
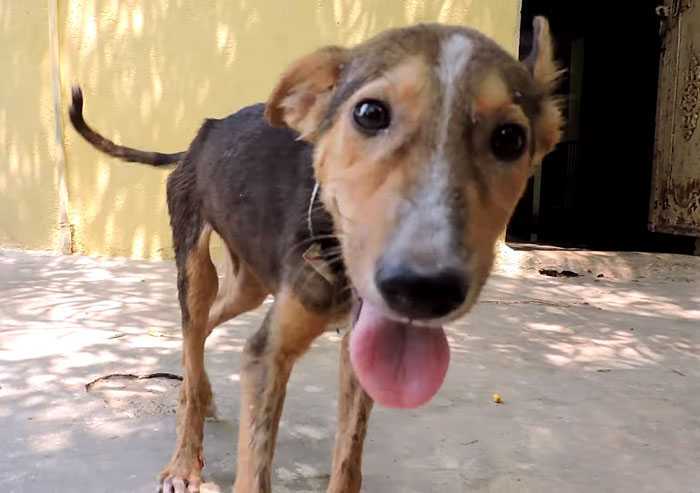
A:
[283, 234, 343, 257]
[324, 256, 346, 268]
[319, 247, 344, 257]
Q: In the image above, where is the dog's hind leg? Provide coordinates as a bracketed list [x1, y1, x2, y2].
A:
[206, 248, 268, 335]
[327, 331, 374, 493]
[233, 289, 330, 493]
[161, 223, 218, 493]
[202, 248, 268, 420]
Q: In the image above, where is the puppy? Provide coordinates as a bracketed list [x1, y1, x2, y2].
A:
[69, 18, 562, 493]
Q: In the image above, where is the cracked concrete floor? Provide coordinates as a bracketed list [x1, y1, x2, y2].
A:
[1, 247, 699, 493]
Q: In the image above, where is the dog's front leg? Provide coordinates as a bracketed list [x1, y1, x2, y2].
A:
[328, 331, 374, 493]
[234, 290, 329, 493]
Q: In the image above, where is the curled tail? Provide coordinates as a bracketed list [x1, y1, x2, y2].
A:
[68, 86, 186, 166]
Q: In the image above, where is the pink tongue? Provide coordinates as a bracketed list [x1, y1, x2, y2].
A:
[349, 301, 450, 409]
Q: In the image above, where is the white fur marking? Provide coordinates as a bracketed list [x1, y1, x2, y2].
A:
[421, 35, 474, 237]
[394, 35, 474, 262]
[436, 35, 473, 149]
[380, 35, 474, 283]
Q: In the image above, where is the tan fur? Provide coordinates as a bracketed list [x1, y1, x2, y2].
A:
[328, 332, 373, 493]
[265, 46, 348, 140]
[312, 65, 551, 318]
[527, 17, 565, 166]
[313, 57, 436, 297]
[462, 100, 535, 295]
[475, 71, 513, 114]
[234, 289, 332, 493]
[533, 98, 564, 166]
[161, 225, 218, 492]
[207, 251, 268, 334]
[529, 17, 561, 89]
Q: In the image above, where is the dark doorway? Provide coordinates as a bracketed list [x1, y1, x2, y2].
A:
[509, 1, 695, 254]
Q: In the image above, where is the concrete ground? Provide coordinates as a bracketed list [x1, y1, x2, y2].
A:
[1, 246, 699, 493]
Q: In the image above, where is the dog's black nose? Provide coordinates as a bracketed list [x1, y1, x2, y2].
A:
[375, 263, 468, 320]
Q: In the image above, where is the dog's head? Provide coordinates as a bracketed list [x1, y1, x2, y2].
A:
[266, 19, 563, 408]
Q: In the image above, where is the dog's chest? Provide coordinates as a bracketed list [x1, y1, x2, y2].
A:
[286, 198, 351, 316]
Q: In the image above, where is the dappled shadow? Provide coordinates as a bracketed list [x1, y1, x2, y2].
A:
[0, 2, 62, 251]
[499, 242, 700, 283]
[0, 249, 262, 491]
[1, 248, 699, 491]
[449, 271, 700, 366]
[465, 245, 700, 371]
[435, 263, 700, 492]
[0, 248, 347, 491]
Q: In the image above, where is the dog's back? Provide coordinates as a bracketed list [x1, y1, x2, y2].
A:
[71, 90, 349, 313]
[167, 104, 347, 307]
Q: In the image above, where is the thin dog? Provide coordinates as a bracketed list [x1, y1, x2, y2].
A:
[69, 18, 563, 493]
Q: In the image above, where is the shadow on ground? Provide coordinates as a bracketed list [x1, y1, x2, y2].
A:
[1, 247, 699, 492]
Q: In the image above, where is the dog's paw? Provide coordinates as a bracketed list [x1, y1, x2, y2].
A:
[160, 475, 201, 493]
[159, 455, 204, 493]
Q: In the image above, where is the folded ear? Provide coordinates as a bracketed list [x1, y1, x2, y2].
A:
[522, 16, 561, 89]
[265, 46, 349, 141]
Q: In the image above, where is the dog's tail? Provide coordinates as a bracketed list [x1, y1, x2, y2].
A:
[68, 86, 186, 166]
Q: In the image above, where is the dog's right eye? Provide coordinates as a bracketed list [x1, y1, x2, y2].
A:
[353, 100, 391, 134]
[490, 123, 527, 162]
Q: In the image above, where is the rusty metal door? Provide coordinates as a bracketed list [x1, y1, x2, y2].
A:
[651, 0, 700, 236]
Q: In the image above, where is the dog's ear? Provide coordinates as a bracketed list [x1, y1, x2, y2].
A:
[265, 46, 349, 141]
[522, 16, 561, 89]
[523, 17, 564, 167]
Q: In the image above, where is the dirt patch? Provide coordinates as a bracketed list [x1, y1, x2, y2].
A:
[85, 373, 182, 418]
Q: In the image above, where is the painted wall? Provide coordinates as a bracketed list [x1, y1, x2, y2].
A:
[0, 1, 64, 251]
[1, 0, 522, 259]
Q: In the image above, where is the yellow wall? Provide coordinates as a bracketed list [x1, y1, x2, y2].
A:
[0, 1, 64, 251]
[1, 0, 522, 259]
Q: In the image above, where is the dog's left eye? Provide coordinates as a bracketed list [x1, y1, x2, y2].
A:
[490, 123, 527, 162]
[353, 100, 391, 134]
